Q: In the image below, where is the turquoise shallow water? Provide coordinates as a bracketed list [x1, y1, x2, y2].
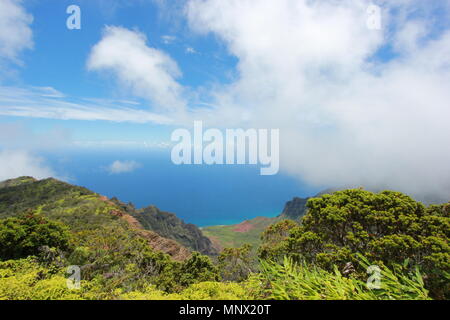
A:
[44, 149, 322, 227]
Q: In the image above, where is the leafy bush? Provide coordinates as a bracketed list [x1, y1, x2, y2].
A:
[176, 281, 247, 300]
[218, 244, 255, 281]
[178, 252, 220, 287]
[0, 258, 83, 300]
[0, 214, 71, 261]
[271, 189, 449, 298]
[120, 282, 247, 300]
[258, 219, 298, 261]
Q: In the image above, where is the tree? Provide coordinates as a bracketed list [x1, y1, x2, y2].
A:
[258, 219, 298, 261]
[218, 244, 255, 281]
[0, 213, 71, 261]
[178, 252, 220, 287]
[269, 189, 449, 299]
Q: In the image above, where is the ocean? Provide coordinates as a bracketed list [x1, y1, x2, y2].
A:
[44, 148, 321, 227]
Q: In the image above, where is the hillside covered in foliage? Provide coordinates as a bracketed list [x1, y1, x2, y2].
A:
[0, 176, 216, 257]
[0, 177, 448, 300]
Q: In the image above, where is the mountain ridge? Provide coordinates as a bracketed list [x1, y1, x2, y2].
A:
[0, 176, 216, 259]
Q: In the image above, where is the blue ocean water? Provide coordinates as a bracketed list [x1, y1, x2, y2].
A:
[45, 149, 321, 227]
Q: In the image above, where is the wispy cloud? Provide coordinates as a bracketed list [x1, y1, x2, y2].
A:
[0, 86, 173, 124]
[161, 35, 176, 44]
[31, 86, 65, 98]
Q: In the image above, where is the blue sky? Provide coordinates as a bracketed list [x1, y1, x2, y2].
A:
[21, 0, 236, 96]
[0, 0, 255, 152]
[1, 0, 237, 143]
[0, 0, 449, 203]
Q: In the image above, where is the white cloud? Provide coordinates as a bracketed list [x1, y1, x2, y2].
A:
[87, 26, 186, 113]
[31, 86, 65, 98]
[0, 150, 55, 181]
[106, 160, 141, 174]
[0, 0, 33, 64]
[184, 0, 450, 201]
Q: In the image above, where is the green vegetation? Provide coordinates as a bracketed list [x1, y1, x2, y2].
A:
[218, 244, 255, 282]
[0, 213, 71, 260]
[258, 219, 298, 261]
[0, 177, 215, 255]
[257, 189, 450, 299]
[0, 177, 218, 296]
[0, 177, 448, 300]
[0, 254, 431, 300]
[0, 178, 121, 230]
[246, 256, 430, 300]
[0, 176, 37, 189]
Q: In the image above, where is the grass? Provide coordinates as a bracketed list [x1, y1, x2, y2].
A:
[246, 256, 430, 300]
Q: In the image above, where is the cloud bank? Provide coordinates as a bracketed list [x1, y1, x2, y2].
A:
[0, 150, 55, 181]
[182, 0, 450, 201]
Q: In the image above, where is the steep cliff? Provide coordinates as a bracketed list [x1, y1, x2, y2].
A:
[132, 206, 217, 256]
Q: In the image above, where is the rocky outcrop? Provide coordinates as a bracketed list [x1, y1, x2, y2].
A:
[280, 189, 337, 220]
[136, 229, 192, 261]
[280, 197, 309, 220]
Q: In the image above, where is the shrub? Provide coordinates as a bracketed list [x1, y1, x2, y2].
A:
[0, 213, 71, 261]
[218, 244, 255, 281]
[0, 258, 82, 300]
[271, 189, 449, 298]
[177, 281, 247, 300]
[178, 252, 220, 287]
